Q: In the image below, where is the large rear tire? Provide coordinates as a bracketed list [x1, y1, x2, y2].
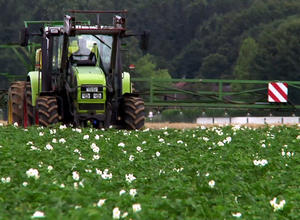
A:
[36, 96, 59, 127]
[121, 95, 145, 130]
[25, 82, 34, 126]
[8, 81, 26, 126]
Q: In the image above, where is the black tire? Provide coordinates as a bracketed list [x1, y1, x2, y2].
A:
[8, 81, 26, 126]
[36, 96, 59, 127]
[122, 95, 145, 130]
[25, 82, 34, 126]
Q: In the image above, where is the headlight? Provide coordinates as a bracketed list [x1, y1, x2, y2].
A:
[93, 93, 102, 99]
[86, 87, 98, 92]
[81, 93, 91, 99]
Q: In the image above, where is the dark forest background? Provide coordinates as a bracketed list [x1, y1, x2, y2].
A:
[1, 0, 300, 82]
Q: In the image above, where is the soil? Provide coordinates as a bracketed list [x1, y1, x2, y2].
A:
[0, 120, 296, 129]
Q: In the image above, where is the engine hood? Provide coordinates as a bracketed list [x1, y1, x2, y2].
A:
[74, 66, 106, 85]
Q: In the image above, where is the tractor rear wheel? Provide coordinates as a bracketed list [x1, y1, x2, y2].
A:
[25, 82, 34, 126]
[8, 81, 26, 126]
[121, 95, 145, 130]
[36, 96, 59, 127]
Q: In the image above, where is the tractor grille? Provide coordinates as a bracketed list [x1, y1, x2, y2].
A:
[79, 103, 104, 111]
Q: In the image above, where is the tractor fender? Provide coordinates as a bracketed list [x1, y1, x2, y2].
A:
[27, 71, 41, 107]
[122, 72, 131, 94]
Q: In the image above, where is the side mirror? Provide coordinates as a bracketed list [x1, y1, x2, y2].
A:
[140, 30, 150, 53]
[20, 28, 29, 46]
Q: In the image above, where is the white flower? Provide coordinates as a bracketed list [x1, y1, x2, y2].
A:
[13, 122, 18, 127]
[93, 154, 100, 160]
[118, 142, 125, 147]
[74, 182, 78, 189]
[119, 189, 126, 195]
[129, 155, 135, 161]
[156, 151, 160, 157]
[203, 137, 209, 142]
[253, 159, 268, 167]
[1, 177, 11, 183]
[158, 138, 164, 143]
[143, 127, 150, 132]
[75, 128, 82, 133]
[260, 159, 268, 166]
[297, 135, 300, 140]
[208, 180, 215, 188]
[261, 144, 266, 148]
[72, 171, 80, 181]
[253, 160, 260, 166]
[52, 138, 57, 143]
[205, 173, 210, 177]
[78, 157, 85, 160]
[31, 211, 45, 218]
[142, 141, 147, 144]
[83, 135, 89, 140]
[60, 183, 65, 188]
[132, 203, 142, 212]
[113, 207, 121, 219]
[225, 136, 232, 143]
[125, 174, 136, 183]
[100, 169, 112, 180]
[129, 189, 137, 197]
[59, 125, 67, 130]
[217, 141, 224, 147]
[39, 132, 44, 136]
[45, 144, 53, 151]
[74, 149, 81, 154]
[59, 138, 66, 144]
[122, 212, 128, 218]
[26, 168, 40, 179]
[95, 135, 100, 140]
[47, 166, 53, 172]
[23, 182, 28, 186]
[136, 146, 143, 153]
[97, 199, 106, 207]
[177, 140, 183, 144]
[232, 212, 242, 218]
[50, 129, 56, 135]
[270, 197, 286, 211]
[79, 180, 84, 188]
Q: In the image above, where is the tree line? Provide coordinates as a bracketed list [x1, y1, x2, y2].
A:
[0, 0, 300, 82]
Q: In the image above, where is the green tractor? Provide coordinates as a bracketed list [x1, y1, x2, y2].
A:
[8, 10, 146, 129]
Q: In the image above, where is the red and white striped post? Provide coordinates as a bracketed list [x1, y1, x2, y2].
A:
[268, 82, 288, 103]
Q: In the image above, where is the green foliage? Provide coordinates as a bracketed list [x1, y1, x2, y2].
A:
[133, 54, 171, 92]
[234, 37, 258, 80]
[252, 17, 300, 81]
[199, 53, 230, 78]
[0, 124, 299, 218]
[1, 0, 300, 83]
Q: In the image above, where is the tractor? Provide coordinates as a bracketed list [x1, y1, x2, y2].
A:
[8, 10, 146, 129]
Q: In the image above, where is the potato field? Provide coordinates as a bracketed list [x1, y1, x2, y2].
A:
[0, 123, 299, 219]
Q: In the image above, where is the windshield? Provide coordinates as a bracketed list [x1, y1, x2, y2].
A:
[69, 34, 113, 73]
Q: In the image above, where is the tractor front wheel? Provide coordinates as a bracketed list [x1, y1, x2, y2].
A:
[36, 96, 59, 127]
[121, 95, 145, 130]
[8, 81, 26, 126]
